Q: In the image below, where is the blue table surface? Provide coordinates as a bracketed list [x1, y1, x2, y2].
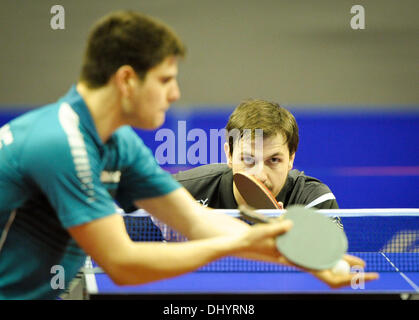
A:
[90, 272, 419, 295]
[85, 211, 419, 297]
[85, 253, 419, 296]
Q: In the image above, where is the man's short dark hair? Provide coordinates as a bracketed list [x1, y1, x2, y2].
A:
[225, 99, 299, 156]
[79, 11, 186, 88]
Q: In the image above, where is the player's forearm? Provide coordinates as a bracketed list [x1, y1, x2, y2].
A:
[187, 208, 290, 263]
[104, 235, 245, 286]
[185, 206, 250, 240]
[135, 189, 250, 241]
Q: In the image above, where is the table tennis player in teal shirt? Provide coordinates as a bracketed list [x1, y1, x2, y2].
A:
[0, 85, 181, 299]
[0, 11, 377, 299]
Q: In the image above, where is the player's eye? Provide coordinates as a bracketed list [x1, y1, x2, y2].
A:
[160, 77, 173, 84]
[270, 157, 282, 164]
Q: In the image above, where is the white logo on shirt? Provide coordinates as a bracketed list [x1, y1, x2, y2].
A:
[197, 198, 209, 207]
[101, 171, 121, 183]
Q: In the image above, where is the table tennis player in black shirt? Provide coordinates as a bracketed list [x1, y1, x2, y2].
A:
[174, 99, 339, 213]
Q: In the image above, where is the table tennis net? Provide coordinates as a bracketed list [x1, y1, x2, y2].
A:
[122, 209, 419, 273]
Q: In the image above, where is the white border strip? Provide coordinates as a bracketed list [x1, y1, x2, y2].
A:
[83, 256, 98, 294]
[380, 252, 419, 292]
[121, 208, 419, 218]
[317, 209, 419, 217]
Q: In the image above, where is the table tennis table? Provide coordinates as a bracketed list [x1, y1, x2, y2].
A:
[83, 209, 419, 300]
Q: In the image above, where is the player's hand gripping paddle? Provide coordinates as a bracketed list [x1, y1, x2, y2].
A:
[233, 172, 282, 209]
[239, 204, 348, 271]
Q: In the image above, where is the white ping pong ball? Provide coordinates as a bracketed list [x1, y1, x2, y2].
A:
[331, 259, 351, 275]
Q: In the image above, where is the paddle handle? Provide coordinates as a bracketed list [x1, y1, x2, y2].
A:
[238, 205, 271, 224]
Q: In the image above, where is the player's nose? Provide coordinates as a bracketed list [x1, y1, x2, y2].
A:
[168, 81, 181, 103]
[253, 171, 268, 186]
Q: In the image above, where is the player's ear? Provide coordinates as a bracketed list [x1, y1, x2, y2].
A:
[288, 152, 295, 171]
[224, 142, 233, 168]
[114, 65, 136, 96]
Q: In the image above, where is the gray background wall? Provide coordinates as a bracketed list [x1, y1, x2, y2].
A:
[0, 0, 418, 107]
